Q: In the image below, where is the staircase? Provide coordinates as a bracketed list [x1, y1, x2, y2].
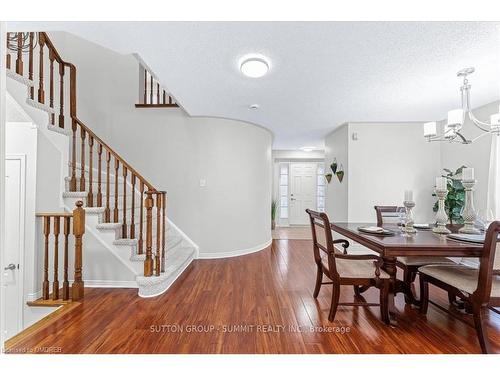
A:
[5, 31, 197, 298]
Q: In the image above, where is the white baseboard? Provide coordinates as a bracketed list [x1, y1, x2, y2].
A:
[197, 238, 272, 259]
[26, 291, 42, 301]
[77, 280, 138, 288]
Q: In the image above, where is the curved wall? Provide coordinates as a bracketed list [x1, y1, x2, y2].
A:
[50, 32, 272, 257]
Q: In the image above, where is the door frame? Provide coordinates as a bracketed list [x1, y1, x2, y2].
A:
[288, 162, 318, 226]
[3, 154, 27, 339]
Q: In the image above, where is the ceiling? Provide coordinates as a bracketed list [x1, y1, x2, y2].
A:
[7, 22, 500, 149]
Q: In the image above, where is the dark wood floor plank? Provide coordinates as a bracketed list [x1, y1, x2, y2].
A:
[6, 239, 500, 354]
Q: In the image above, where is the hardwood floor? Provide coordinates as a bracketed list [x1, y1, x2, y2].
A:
[272, 226, 312, 240]
[6, 239, 500, 354]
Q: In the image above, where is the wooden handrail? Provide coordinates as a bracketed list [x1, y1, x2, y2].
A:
[7, 32, 166, 278]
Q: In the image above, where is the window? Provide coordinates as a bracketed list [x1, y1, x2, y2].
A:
[279, 164, 289, 219]
[317, 163, 325, 212]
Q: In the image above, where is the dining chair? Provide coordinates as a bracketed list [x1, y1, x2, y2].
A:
[419, 221, 500, 354]
[374, 205, 455, 304]
[306, 209, 391, 324]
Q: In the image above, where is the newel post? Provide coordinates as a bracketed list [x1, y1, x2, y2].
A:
[144, 191, 154, 276]
[72, 200, 85, 300]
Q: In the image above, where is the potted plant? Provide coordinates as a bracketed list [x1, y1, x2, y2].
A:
[432, 166, 466, 224]
[271, 199, 278, 229]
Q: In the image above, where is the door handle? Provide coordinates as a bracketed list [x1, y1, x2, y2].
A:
[4, 263, 16, 271]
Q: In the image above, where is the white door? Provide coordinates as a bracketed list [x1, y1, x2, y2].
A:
[289, 163, 317, 225]
[2, 156, 25, 340]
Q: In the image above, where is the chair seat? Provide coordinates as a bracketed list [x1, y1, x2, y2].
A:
[321, 254, 390, 279]
[419, 264, 500, 297]
[398, 256, 455, 267]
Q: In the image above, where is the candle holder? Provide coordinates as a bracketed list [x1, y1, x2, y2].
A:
[402, 200, 417, 235]
[459, 179, 481, 234]
[433, 189, 451, 234]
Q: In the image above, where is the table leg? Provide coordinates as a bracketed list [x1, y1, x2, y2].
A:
[382, 256, 398, 325]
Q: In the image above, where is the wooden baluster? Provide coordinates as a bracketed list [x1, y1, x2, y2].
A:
[6, 53, 11, 70]
[28, 33, 34, 99]
[38, 33, 45, 104]
[87, 136, 94, 206]
[161, 192, 166, 273]
[156, 82, 160, 104]
[80, 128, 86, 192]
[16, 32, 23, 75]
[163, 90, 166, 104]
[113, 158, 119, 222]
[144, 191, 154, 276]
[150, 74, 153, 104]
[72, 201, 85, 301]
[49, 50, 55, 125]
[169, 96, 173, 105]
[138, 181, 144, 254]
[97, 144, 103, 207]
[42, 216, 50, 300]
[62, 216, 70, 300]
[143, 68, 147, 104]
[104, 150, 111, 222]
[69, 64, 76, 118]
[70, 119, 77, 191]
[59, 63, 65, 128]
[52, 216, 60, 300]
[155, 193, 162, 276]
[122, 166, 128, 238]
[130, 175, 136, 239]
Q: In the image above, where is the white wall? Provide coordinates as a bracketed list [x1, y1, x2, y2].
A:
[49, 32, 273, 257]
[440, 101, 500, 212]
[325, 124, 349, 222]
[325, 122, 441, 223]
[348, 122, 442, 223]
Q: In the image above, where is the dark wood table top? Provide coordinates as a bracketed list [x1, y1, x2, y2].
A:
[331, 222, 483, 258]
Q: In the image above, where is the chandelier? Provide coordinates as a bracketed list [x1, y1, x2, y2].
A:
[423, 67, 500, 144]
[6, 32, 37, 53]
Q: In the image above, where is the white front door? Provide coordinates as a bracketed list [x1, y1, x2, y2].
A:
[289, 163, 317, 225]
[2, 156, 25, 340]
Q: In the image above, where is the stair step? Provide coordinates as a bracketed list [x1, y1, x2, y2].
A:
[63, 191, 88, 199]
[113, 235, 181, 249]
[131, 253, 147, 262]
[113, 238, 138, 246]
[96, 222, 123, 231]
[26, 287, 76, 307]
[84, 207, 106, 214]
[136, 246, 195, 298]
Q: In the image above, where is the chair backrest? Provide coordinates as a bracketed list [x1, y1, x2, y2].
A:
[476, 221, 500, 302]
[374, 205, 402, 226]
[306, 209, 338, 275]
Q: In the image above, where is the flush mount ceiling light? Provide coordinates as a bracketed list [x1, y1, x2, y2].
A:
[300, 146, 316, 152]
[249, 104, 260, 110]
[239, 55, 270, 78]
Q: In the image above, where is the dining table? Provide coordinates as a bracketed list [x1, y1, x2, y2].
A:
[330, 222, 484, 324]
